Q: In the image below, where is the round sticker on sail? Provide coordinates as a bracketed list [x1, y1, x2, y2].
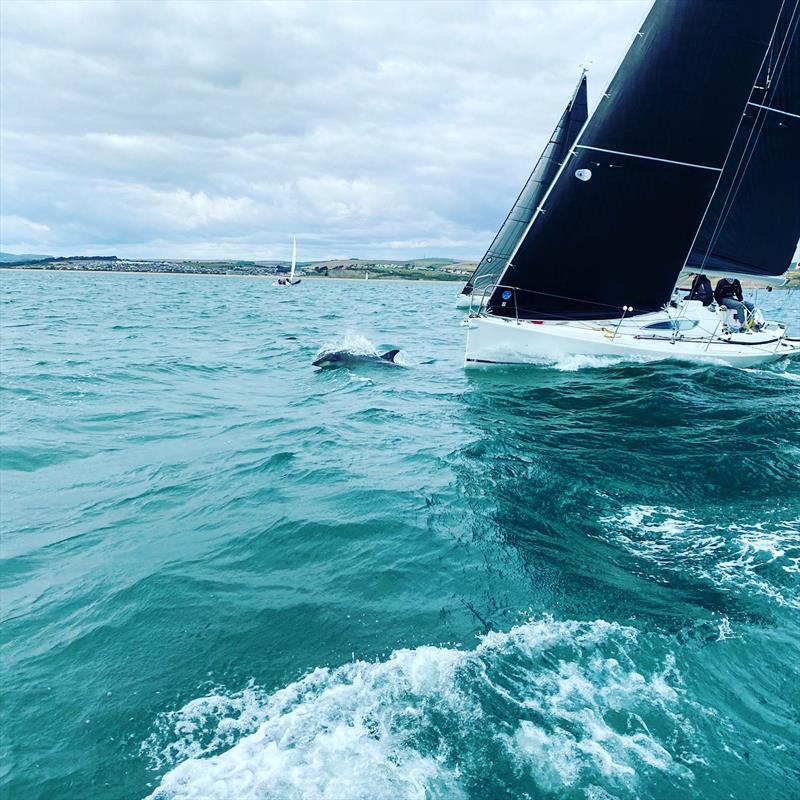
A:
[575, 169, 592, 182]
[502, 290, 512, 301]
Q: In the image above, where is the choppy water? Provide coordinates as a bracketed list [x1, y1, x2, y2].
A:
[1, 270, 799, 800]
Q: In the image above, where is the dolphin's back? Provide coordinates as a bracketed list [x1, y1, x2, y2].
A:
[313, 348, 401, 368]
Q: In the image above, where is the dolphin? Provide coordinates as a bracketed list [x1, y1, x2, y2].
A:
[312, 348, 401, 368]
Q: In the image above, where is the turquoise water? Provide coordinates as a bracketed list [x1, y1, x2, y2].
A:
[1, 269, 799, 800]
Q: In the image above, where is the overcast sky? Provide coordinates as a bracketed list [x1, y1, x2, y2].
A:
[1, 0, 649, 261]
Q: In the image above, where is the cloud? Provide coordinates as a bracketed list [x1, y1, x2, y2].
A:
[0, 0, 648, 259]
[0, 214, 51, 242]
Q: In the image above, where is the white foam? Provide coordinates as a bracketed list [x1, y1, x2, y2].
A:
[313, 331, 381, 362]
[716, 618, 738, 641]
[742, 365, 800, 381]
[550, 353, 658, 372]
[144, 618, 695, 800]
[600, 505, 800, 608]
[390, 350, 412, 367]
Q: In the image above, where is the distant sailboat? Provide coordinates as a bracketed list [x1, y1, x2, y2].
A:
[456, 71, 588, 309]
[275, 236, 301, 286]
[465, 0, 800, 367]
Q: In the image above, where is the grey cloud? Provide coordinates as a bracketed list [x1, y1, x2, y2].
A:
[1, 0, 648, 259]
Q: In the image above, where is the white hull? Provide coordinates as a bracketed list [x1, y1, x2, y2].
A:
[464, 301, 800, 368]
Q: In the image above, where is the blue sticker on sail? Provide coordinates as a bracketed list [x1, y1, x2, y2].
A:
[502, 290, 512, 300]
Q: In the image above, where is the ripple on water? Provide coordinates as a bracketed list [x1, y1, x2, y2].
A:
[1, 274, 798, 800]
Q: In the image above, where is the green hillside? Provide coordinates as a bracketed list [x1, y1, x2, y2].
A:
[0, 252, 52, 263]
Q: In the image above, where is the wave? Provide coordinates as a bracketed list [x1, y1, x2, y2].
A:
[549, 353, 664, 372]
[743, 365, 800, 382]
[144, 617, 695, 800]
[600, 505, 800, 609]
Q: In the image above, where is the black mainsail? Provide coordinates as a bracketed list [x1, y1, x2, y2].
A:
[489, 0, 788, 321]
[686, 0, 799, 278]
[461, 73, 588, 300]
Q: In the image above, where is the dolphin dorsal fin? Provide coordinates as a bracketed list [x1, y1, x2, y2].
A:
[380, 349, 400, 362]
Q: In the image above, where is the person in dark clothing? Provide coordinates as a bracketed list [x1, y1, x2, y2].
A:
[714, 277, 755, 331]
[687, 273, 713, 306]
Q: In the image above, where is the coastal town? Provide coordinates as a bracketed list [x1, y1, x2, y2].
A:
[3, 252, 798, 288]
[0, 253, 475, 281]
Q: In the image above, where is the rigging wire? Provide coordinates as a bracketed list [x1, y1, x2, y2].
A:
[696, 0, 798, 271]
[679, 0, 791, 281]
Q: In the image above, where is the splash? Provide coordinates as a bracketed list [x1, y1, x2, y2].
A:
[312, 331, 407, 367]
[549, 353, 657, 372]
[475, 350, 668, 372]
[144, 618, 695, 800]
[314, 331, 381, 361]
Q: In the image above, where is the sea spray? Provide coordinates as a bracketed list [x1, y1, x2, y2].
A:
[145, 618, 695, 800]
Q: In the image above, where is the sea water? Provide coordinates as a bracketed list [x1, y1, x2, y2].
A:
[1, 270, 799, 800]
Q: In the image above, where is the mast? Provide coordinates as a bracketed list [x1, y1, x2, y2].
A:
[290, 236, 296, 282]
[461, 71, 588, 299]
[488, 0, 787, 321]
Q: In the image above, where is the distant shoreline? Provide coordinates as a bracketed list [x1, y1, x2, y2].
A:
[0, 267, 456, 284]
[3, 266, 795, 289]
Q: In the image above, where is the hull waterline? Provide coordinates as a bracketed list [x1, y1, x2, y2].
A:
[464, 312, 800, 368]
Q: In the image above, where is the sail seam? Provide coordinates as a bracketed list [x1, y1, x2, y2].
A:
[746, 101, 800, 119]
[574, 145, 722, 171]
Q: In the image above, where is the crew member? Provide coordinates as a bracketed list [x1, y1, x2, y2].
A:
[714, 277, 754, 332]
[687, 273, 713, 306]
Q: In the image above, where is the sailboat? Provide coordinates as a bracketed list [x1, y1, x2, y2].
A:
[464, 0, 800, 368]
[275, 236, 301, 286]
[456, 72, 588, 309]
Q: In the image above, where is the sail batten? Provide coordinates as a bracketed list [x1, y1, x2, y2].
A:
[746, 101, 799, 119]
[574, 145, 722, 172]
[488, 0, 788, 321]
